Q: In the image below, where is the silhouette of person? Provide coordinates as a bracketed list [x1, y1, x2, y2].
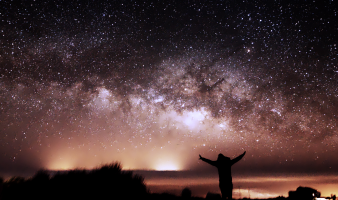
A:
[199, 151, 246, 199]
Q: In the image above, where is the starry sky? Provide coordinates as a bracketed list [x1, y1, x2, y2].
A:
[1, 0, 338, 184]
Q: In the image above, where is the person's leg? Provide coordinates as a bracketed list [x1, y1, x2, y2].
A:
[220, 182, 233, 199]
[229, 184, 233, 199]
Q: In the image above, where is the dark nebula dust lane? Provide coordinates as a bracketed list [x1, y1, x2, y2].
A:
[0, 0, 337, 177]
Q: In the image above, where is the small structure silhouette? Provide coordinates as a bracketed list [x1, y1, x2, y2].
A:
[199, 151, 246, 199]
[288, 186, 321, 200]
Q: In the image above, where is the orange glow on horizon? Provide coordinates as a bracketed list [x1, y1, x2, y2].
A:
[154, 161, 181, 171]
[47, 160, 74, 171]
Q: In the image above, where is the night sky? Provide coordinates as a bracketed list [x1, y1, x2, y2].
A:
[1, 0, 338, 196]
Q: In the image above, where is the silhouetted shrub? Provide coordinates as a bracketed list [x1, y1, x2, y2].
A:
[85, 162, 147, 199]
[31, 169, 50, 182]
[28, 169, 50, 199]
[206, 192, 221, 199]
[181, 187, 192, 198]
[1, 162, 148, 200]
[2, 176, 27, 199]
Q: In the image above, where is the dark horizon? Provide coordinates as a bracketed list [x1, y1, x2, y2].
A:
[1, 165, 338, 199]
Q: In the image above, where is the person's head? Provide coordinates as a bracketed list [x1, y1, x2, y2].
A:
[217, 153, 231, 162]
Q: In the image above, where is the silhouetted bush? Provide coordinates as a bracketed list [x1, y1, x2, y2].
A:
[2, 176, 27, 199]
[1, 162, 147, 200]
[27, 169, 50, 199]
[182, 187, 192, 198]
[206, 192, 221, 199]
[31, 169, 50, 182]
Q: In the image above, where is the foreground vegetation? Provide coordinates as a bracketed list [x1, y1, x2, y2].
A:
[0, 162, 147, 200]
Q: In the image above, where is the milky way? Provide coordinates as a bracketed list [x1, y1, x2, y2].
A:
[0, 1, 337, 176]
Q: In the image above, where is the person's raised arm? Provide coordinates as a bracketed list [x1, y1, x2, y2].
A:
[199, 154, 217, 166]
[231, 151, 246, 165]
